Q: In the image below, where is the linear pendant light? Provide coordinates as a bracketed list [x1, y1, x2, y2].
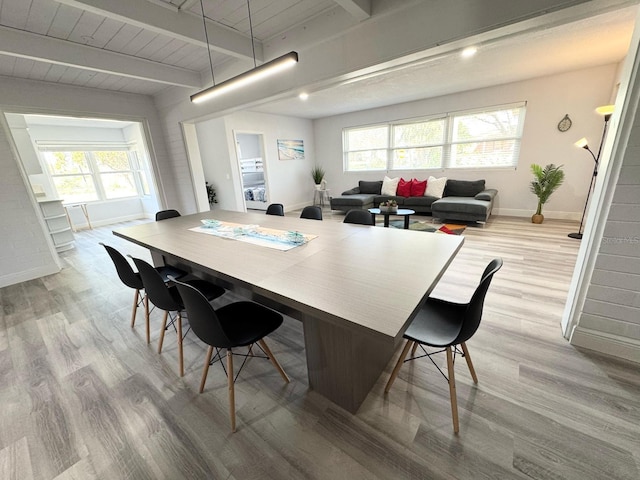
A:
[191, 0, 299, 105]
[191, 51, 298, 104]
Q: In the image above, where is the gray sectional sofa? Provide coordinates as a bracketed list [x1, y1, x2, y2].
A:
[330, 179, 497, 223]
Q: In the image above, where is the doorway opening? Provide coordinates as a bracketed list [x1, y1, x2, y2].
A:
[235, 132, 269, 211]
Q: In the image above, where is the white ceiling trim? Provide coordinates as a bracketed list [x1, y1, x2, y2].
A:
[334, 0, 371, 21]
[0, 25, 201, 88]
[55, 0, 263, 62]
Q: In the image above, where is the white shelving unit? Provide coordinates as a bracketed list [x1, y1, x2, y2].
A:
[38, 199, 75, 252]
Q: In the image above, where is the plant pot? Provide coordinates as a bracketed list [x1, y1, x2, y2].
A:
[314, 183, 322, 191]
[380, 206, 397, 214]
[531, 213, 544, 224]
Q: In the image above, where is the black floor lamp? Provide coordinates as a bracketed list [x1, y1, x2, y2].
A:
[568, 105, 614, 240]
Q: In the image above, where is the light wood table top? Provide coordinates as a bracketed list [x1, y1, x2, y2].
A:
[114, 210, 463, 340]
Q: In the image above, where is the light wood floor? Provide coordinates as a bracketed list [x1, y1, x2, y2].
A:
[1, 210, 639, 479]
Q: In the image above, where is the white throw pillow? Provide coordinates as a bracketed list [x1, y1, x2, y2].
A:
[425, 176, 447, 198]
[381, 176, 400, 196]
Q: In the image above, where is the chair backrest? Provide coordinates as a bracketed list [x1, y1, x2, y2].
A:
[131, 257, 182, 312]
[172, 278, 233, 348]
[156, 209, 181, 221]
[343, 209, 374, 225]
[100, 243, 142, 290]
[455, 258, 503, 344]
[300, 205, 323, 220]
[266, 203, 284, 216]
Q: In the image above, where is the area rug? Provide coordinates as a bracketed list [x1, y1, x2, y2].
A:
[385, 220, 466, 235]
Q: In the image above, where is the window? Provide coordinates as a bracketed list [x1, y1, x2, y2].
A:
[42, 148, 143, 203]
[343, 103, 526, 171]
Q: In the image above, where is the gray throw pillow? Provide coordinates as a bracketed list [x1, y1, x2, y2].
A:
[359, 180, 383, 194]
[444, 179, 485, 197]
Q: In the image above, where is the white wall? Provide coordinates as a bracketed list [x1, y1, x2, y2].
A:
[0, 75, 173, 287]
[314, 64, 619, 219]
[196, 111, 314, 213]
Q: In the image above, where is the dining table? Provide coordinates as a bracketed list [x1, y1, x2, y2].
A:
[113, 209, 464, 413]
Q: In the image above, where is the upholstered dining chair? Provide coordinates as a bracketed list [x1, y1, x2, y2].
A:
[343, 209, 374, 225]
[300, 205, 323, 220]
[100, 243, 186, 333]
[385, 258, 503, 433]
[155, 209, 181, 221]
[171, 276, 290, 432]
[131, 257, 225, 377]
[265, 203, 285, 216]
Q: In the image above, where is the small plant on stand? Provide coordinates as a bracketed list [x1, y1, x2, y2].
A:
[311, 165, 325, 190]
[529, 164, 564, 224]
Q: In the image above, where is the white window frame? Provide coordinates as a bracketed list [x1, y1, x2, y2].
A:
[38, 143, 145, 202]
[343, 102, 526, 172]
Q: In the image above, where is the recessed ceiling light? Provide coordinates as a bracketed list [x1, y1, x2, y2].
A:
[461, 47, 477, 58]
[299, 92, 309, 100]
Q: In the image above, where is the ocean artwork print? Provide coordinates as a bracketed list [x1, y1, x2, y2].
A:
[277, 139, 305, 160]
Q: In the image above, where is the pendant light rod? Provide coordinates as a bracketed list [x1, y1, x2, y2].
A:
[191, 0, 299, 105]
[199, 0, 215, 87]
[190, 51, 298, 104]
[247, 0, 257, 69]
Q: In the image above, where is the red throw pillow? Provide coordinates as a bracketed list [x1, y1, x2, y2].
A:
[410, 178, 427, 197]
[397, 178, 411, 197]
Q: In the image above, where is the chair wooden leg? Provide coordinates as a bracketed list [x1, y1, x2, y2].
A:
[227, 348, 236, 432]
[177, 313, 184, 377]
[460, 342, 478, 384]
[131, 289, 139, 328]
[144, 294, 150, 344]
[199, 346, 214, 393]
[385, 340, 413, 393]
[258, 339, 289, 383]
[446, 346, 459, 434]
[157, 310, 168, 354]
[411, 341, 419, 357]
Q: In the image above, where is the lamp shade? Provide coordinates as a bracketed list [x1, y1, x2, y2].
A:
[574, 137, 588, 148]
[595, 104, 615, 116]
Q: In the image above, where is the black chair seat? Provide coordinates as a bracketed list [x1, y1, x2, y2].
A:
[403, 298, 467, 347]
[343, 209, 374, 225]
[180, 278, 225, 305]
[300, 205, 322, 220]
[215, 301, 284, 347]
[156, 209, 181, 221]
[266, 203, 284, 216]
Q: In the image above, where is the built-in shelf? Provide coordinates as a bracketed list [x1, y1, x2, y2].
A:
[38, 199, 75, 252]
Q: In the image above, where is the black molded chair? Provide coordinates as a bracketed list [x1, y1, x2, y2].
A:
[265, 203, 284, 216]
[385, 258, 503, 433]
[172, 277, 289, 432]
[156, 209, 181, 221]
[300, 205, 323, 220]
[100, 243, 186, 334]
[343, 209, 374, 225]
[131, 257, 225, 377]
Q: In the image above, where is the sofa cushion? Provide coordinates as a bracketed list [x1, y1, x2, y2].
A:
[410, 178, 427, 197]
[397, 178, 411, 197]
[359, 180, 383, 194]
[381, 176, 400, 196]
[425, 176, 447, 198]
[330, 194, 375, 207]
[403, 196, 437, 207]
[432, 197, 490, 216]
[374, 195, 405, 205]
[475, 189, 497, 201]
[444, 179, 485, 197]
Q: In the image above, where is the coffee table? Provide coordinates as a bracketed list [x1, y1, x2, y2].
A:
[368, 208, 416, 229]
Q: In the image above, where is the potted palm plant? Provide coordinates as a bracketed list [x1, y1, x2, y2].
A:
[530, 163, 565, 224]
[311, 165, 325, 190]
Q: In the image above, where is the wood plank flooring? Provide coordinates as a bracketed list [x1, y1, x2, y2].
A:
[1, 211, 639, 479]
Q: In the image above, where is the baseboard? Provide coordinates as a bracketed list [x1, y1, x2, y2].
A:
[0, 264, 61, 289]
[570, 326, 640, 364]
[69, 213, 149, 230]
[494, 208, 580, 220]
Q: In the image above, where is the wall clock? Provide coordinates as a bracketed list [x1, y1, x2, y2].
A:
[557, 114, 572, 132]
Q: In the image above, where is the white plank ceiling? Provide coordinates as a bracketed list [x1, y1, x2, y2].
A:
[0, 0, 637, 118]
[0, 0, 338, 96]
